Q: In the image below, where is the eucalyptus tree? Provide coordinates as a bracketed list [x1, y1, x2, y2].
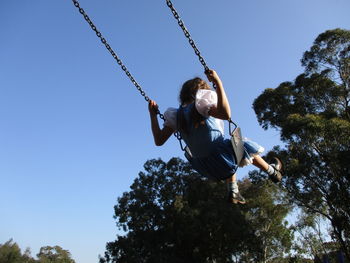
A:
[253, 28, 350, 260]
[100, 158, 293, 263]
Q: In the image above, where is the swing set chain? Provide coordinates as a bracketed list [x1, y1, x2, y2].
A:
[166, 1, 239, 135]
[166, 0, 209, 72]
[72, 0, 185, 147]
[166, 0, 217, 90]
[71, 0, 167, 118]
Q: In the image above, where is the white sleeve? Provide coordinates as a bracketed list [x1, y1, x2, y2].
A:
[195, 89, 217, 117]
[163, 107, 177, 130]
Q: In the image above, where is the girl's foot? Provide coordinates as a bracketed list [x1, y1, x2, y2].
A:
[269, 157, 283, 183]
[227, 191, 246, 204]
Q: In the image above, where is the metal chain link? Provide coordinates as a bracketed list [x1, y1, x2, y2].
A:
[71, 0, 193, 148]
[165, 0, 217, 90]
[165, 0, 209, 72]
[165, 0, 226, 149]
[72, 0, 167, 120]
[166, 0, 238, 129]
[165, 0, 214, 147]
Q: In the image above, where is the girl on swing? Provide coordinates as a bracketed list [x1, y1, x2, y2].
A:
[148, 69, 282, 204]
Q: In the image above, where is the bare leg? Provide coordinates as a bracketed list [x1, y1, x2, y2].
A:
[226, 173, 246, 204]
[252, 155, 283, 183]
[252, 155, 269, 171]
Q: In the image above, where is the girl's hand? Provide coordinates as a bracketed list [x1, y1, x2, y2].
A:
[205, 69, 221, 84]
[148, 100, 159, 115]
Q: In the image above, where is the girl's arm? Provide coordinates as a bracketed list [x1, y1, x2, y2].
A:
[148, 100, 174, 146]
[205, 69, 231, 120]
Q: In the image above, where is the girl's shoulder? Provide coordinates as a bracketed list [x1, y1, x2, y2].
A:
[163, 107, 178, 130]
[164, 107, 178, 116]
[163, 104, 194, 130]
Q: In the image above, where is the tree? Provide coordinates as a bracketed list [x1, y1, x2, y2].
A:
[101, 158, 255, 263]
[242, 174, 293, 263]
[37, 246, 75, 263]
[291, 211, 330, 261]
[0, 240, 75, 263]
[253, 28, 350, 260]
[0, 239, 35, 263]
[0, 239, 23, 263]
[101, 158, 293, 263]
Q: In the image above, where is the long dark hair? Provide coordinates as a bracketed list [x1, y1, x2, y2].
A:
[178, 77, 211, 134]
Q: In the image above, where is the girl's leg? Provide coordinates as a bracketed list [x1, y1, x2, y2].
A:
[252, 155, 269, 170]
[226, 173, 237, 185]
[226, 174, 246, 204]
[252, 155, 283, 183]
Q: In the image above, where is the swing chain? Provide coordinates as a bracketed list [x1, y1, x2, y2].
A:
[72, 0, 181, 146]
[72, 0, 151, 104]
[166, 0, 216, 90]
[166, 0, 209, 72]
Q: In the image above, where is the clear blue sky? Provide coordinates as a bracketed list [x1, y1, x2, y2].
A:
[1, 1, 349, 262]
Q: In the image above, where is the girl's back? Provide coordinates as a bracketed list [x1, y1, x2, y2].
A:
[177, 101, 225, 158]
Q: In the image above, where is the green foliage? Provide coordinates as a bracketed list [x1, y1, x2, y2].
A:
[107, 158, 253, 262]
[253, 28, 350, 260]
[301, 28, 350, 82]
[0, 239, 35, 263]
[0, 239, 23, 263]
[101, 158, 293, 263]
[0, 240, 75, 263]
[241, 175, 293, 262]
[37, 246, 75, 263]
[291, 212, 330, 260]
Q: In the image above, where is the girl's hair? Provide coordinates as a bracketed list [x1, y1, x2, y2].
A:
[178, 77, 211, 134]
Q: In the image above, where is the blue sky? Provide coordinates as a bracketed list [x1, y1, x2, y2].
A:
[1, 1, 349, 262]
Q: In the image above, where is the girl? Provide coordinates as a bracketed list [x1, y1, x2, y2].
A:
[148, 69, 282, 204]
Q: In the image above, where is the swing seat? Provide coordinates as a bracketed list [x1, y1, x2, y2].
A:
[230, 125, 245, 165]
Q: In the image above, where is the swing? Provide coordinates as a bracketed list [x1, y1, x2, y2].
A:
[165, 0, 245, 164]
[71, 0, 245, 164]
